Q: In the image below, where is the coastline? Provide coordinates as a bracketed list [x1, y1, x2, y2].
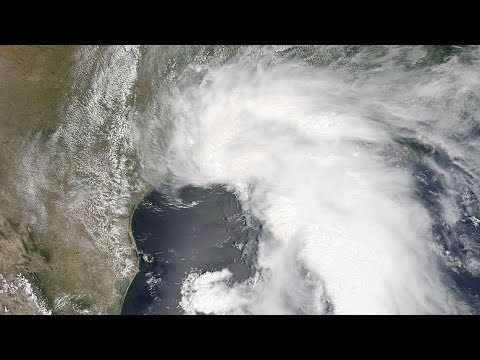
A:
[118, 186, 155, 314]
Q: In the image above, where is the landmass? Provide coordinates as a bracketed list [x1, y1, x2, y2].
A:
[0, 46, 148, 314]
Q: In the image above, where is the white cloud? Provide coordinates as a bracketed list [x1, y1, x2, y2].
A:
[138, 46, 480, 314]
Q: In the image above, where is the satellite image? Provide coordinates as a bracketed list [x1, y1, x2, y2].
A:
[1, 45, 479, 315]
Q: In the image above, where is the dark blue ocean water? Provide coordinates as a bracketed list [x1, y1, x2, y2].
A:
[121, 185, 261, 315]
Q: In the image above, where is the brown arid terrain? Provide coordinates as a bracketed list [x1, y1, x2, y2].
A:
[0, 46, 149, 314]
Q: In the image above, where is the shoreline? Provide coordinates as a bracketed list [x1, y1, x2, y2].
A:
[118, 186, 155, 314]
